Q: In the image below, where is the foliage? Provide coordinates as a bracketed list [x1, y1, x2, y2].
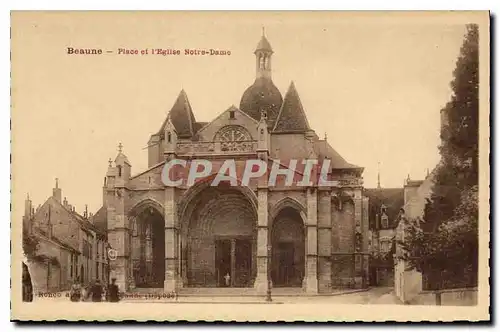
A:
[400, 25, 479, 289]
[22, 227, 39, 260]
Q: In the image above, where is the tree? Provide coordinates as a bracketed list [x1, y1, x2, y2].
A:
[400, 25, 479, 289]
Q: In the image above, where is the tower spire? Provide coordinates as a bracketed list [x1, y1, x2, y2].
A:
[377, 162, 381, 189]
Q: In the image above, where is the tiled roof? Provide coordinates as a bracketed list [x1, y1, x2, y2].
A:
[273, 82, 311, 133]
[364, 188, 404, 229]
[240, 77, 283, 127]
[314, 139, 362, 170]
[92, 206, 107, 234]
[193, 122, 209, 132]
[255, 35, 273, 53]
[158, 90, 197, 138]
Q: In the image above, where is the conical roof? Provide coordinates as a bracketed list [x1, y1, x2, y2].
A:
[255, 35, 273, 53]
[159, 90, 197, 138]
[273, 82, 311, 133]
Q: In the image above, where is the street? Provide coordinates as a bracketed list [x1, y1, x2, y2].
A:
[32, 287, 402, 305]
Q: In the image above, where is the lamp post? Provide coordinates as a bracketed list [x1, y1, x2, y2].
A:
[266, 244, 272, 302]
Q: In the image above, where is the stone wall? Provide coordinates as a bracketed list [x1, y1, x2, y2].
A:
[28, 236, 72, 292]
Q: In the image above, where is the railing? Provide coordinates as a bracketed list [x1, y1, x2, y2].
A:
[336, 178, 364, 187]
[176, 141, 258, 155]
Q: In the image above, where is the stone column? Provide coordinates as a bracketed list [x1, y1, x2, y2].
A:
[145, 223, 152, 282]
[107, 188, 131, 291]
[304, 188, 318, 294]
[164, 186, 180, 292]
[353, 191, 363, 288]
[362, 196, 370, 287]
[317, 189, 332, 293]
[254, 188, 268, 294]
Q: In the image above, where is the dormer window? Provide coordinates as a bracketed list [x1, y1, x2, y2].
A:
[167, 132, 172, 143]
[229, 110, 235, 119]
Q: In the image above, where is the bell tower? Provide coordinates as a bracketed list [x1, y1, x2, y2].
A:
[255, 28, 273, 80]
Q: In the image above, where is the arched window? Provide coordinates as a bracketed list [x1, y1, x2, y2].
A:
[117, 165, 122, 177]
[167, 132, 172, 143]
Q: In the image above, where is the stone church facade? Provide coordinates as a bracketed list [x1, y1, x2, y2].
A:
[95, 34, 370, 294]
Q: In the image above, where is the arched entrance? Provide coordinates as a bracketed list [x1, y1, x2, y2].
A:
[181, 185, 257, 288]
[271, 206, 305, 287]
[130, 203, 165, 288]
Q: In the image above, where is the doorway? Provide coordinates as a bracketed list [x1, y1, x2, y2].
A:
[234, 238, 252, 287]
[215, 237, 253, 287]
[274, 242, 295, 286]
[271, 207, 305, 288]
[215, 239, 231, 287]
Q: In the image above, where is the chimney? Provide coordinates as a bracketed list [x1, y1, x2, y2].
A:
[23, 193, 33, 235]
[24, 193, 32, 220]
[52, 178, 62, 203]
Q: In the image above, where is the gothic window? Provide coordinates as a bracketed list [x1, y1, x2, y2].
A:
[117, 165, 122, 177]
[167, 132, 172, 143]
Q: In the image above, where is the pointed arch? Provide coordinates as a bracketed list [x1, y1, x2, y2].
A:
[127, 198, 165, 218]
[269, 196, 307, 225]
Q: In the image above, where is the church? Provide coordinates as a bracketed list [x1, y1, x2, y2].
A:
[93, 33, 370, 294]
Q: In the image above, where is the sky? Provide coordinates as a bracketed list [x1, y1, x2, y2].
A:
[11, 12, 467, 219]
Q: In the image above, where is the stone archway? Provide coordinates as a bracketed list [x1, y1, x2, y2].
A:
[181, 184, 258, 288]
[129, 201, 165, 288]
[270, 200, 306, 288]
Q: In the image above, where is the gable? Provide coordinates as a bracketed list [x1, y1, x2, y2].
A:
[195, 106, 259, 142]
[33, 198, 80, 251]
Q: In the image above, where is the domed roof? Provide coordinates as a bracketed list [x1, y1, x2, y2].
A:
[239, 77, 283, 126]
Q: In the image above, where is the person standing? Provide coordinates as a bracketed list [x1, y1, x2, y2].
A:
[107, 278, 120, 302]
[69, 280, 82, 302]
[224, 272, 231, 287]
[90, 280, 103, 302]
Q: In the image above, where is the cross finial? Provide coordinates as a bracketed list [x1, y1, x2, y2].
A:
[262, 26, 265, 37]
[118, 142, 123, 153]
[324, 132, 328, 141]
[108, 158, 112, 167]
